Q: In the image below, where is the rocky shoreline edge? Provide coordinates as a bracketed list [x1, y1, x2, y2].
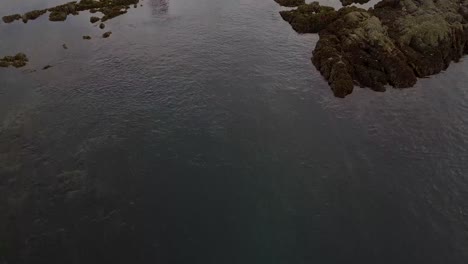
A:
[276, 0, 468, 98]
[0, 0, 141, 69]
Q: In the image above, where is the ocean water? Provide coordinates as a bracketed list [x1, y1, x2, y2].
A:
[1, 0, 468, 263]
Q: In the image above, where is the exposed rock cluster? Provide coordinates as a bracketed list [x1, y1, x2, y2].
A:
[276, 0, 468, 97]
[2, 0, 139, 24]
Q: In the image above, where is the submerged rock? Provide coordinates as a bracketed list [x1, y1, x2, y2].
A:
[102, 31, 112, 38]
[274, 0, 305, 7]
[83, 35, 92, 40]
[99, 23, 105, 29]
[90, 16, 100, 23]
[42, 65, 53, 70]
[278, 0, 468, 97]
[0, 53, 29, 68]
[63, 44, 68, 49]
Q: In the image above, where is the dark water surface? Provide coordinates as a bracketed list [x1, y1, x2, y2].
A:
[1, 0, 468, 263]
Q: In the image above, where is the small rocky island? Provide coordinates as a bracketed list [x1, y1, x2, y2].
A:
[276, 0, 468, 98]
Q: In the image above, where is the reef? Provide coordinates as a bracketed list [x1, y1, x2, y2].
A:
[274, 0, 305, 7]
[0, 53, 29, 68]
[276, 0, 468, 97]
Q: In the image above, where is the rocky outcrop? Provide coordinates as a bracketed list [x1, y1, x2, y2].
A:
[312, 10, 416, 97]
[277, 0, 468, 97]
[0, 53, 29, 68]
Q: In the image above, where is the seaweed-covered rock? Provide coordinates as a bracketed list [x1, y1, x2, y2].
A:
[2, 14, 22, 23]
[90, 16, 100, 23]
[102, 31, 112, 38]
[99, 23, 105, 29]
[313, 10, 416, 97]
[372, 0, 468, 77]
[274, 0, 305, 7]
[0, 53, 29, 68]
[280, 0, 468, 97]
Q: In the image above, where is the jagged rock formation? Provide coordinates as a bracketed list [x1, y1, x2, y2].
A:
[277, 0, 468, 97]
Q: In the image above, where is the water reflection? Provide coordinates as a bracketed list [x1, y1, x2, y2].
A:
[150, 0, 169, 15]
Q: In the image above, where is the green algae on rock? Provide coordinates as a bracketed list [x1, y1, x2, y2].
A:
[0, 53, 29, 68]
[276, 0, 468, 97]
[274, 0, 305, 7]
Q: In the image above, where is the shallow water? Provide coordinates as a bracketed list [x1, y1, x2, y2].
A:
[1, 0, 468, 263]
